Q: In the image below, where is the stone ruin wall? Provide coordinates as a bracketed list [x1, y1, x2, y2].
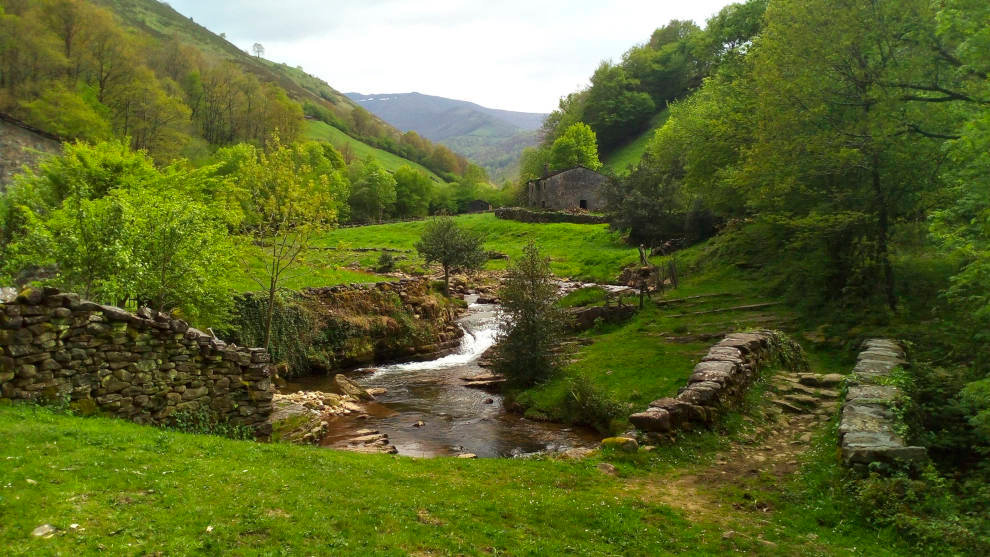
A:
[839, 339, 926, 467]
[629, 331, 798, 436]
[527, 167, 607, 212]
[0, 287, 274, 435]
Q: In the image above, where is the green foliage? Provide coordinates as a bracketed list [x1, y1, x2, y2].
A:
[391, 166, 432, 218]
[414, 215, 487, 294]
[375, 252, 397, 273]
[1, 140, 234, 326]
[493, 242, 565, 386]
[533, 0, 767, 165]
[581, 63, 655, 152]
[20, 83, 112, 142]
[559, 286, 607, 308]
[347, 158, 397, 223]
[226, 291, 318, 377]
[560, 374, 624, 434]
[548, 122, 602, 171]
[166, 406, 254, 440]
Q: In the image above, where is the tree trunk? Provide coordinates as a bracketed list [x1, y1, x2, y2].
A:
[263, 283, 277, 351]
[873, 154, 896, 311]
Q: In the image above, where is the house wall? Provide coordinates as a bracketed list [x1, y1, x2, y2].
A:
[527, 167, 607, 211]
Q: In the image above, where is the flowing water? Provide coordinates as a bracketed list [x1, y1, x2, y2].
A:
[286, 296, 600, 458]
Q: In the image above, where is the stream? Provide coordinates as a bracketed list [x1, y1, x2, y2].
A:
[285, 295, 600, 458]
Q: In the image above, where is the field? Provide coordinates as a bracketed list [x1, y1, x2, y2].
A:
[304, 121, 443, 180]
[0, 394, 910, 555]
[234, 213, 649, 293]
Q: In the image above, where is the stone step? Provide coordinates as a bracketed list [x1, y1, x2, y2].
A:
[771, 398, 804, 414]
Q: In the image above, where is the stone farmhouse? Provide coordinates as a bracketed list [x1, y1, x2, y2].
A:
[526, 166, 607, 211]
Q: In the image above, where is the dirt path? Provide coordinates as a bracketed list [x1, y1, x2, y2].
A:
[629, 369, 842, 524]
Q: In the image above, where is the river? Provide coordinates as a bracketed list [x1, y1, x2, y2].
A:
[285, 295, 600, 458]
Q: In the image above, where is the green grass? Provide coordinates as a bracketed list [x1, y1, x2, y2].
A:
[312, 213, 646, 283]
[305, 121, 442, 180]
[0, 397, 915, 555]
[603, 109, 670, 173]
[517, 258, 802, 433]
[229, 213, 647, 297]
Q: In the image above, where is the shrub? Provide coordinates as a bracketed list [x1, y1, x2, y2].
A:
[493, 242, 566, 387]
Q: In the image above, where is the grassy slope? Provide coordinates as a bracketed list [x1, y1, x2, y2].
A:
[0, 401, 909, 555]
[516, 248, 806, 430]
[232, 213, 639, 294]
[603, 109, 670, 174]
[304, 121, 442, 181]
[311, 213, 645, 282]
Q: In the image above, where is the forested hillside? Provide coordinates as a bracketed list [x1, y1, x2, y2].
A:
[0, 0, 484, 180]
[347, 92, 546, 180]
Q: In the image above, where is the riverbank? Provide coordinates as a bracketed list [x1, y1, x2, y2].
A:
[0, 390, 914, 555]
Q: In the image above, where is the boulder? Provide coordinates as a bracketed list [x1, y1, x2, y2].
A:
[332, 374, 374, 401]
[599, 436, 639, 452]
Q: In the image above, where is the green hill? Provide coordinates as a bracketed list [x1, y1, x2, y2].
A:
[304, 121, 443, 181]
[603, 109, 670, 173]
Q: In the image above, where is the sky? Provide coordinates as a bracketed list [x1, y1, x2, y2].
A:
[167, 0, 736, 114]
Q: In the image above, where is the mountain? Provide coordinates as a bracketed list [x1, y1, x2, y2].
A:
[1, 0, 462, 179]
[346, 92, 547, 180]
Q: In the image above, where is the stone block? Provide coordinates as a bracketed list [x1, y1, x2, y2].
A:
[629, 408, 671, 432]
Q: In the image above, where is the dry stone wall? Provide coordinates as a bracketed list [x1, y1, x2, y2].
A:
[0, 287, 274, 435]
[495, 207, 607, 225]
[839, 339, 926, 467]
[629, 331, 802, 435]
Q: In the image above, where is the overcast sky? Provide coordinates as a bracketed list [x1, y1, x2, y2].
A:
[167, 0, 736, 114]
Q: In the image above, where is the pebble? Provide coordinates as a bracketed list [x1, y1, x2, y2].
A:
[413, 421, 426, 428]
[457, 453, 477, 459]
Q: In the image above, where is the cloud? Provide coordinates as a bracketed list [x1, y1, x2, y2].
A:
[167, 0, 735, 112]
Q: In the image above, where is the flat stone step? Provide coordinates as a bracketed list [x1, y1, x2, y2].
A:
[772, 398, 804, 414]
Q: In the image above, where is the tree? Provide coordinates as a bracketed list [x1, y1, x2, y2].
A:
[1, 142, 235, 325]
[348, 158, 396, 223]
[492, 242, 565, 387]
[549, 122, 602, 171]
[740, 0, 961, 309]
[392, 165, 433, 218]
[414, 216, 487, 295]
[252, 42, 264, 58]
[579, 62, 655, 151]
[116, 183, 234, 324]
[238, 135, 343, 349]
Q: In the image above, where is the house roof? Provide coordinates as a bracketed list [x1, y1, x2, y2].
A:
[526, 165, 603, 185]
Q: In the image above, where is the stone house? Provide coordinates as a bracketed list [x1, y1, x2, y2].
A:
[526, 166, 607, 211]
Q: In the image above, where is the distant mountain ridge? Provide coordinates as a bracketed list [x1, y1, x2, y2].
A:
[346, 92, 547, 179]
[346, 92, 545, 140]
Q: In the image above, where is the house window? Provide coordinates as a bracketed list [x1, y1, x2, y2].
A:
[579, 199, 588, 210]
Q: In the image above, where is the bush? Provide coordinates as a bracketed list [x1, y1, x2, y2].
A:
[493, 242, 566, 386]
[376, 252, 397, 273]
[562, 375, 624, 434]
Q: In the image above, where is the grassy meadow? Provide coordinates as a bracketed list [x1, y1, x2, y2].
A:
[235, 213, 650, 292]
